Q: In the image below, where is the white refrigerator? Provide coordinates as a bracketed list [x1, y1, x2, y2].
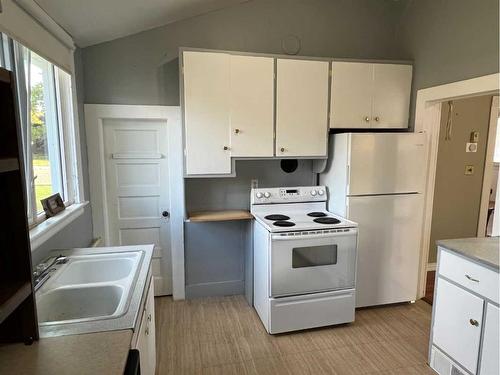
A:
[320, 132, 426, 307]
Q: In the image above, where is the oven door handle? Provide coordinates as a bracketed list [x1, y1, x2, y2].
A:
[271, 229, 357, 241]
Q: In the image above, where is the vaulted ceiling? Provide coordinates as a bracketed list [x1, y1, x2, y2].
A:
[35, 0, 250, 47]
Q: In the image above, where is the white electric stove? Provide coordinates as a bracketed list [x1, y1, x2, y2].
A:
[251, 186, 358, 334]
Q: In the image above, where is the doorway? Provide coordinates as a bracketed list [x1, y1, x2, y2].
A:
[423, 95, 497, 304]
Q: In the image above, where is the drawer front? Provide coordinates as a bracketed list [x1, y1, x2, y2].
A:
[433, 278, 484, 374]
[438, 248, 499, 304]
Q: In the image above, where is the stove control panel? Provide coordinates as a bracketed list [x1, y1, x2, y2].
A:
[251, 186, 327, 205]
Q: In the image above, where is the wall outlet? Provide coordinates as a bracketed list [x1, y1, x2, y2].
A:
[251, 179, 259, 189]
[465, 165, 474, 175]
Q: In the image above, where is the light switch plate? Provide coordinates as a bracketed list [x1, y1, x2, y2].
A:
[466, 142, 478, 152]
[465, 165, 474, 175]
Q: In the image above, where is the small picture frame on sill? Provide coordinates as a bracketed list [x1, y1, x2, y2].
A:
[41, 193, 65, 218]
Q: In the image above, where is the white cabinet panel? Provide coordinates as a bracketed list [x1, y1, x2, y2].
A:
[230, 55, 274, 157]
[480, 303, 499, 375]
[330, 62, 372, 129]
[372, 64, 412, 128]
[433, 278, 483, 374]
[134, 277, 156, 375]
[276, 59, 329, 157]
[183, 51, 231, 175]
[438, 249, 500, 304]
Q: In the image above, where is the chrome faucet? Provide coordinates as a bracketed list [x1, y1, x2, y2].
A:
[33, 255, 69, 291]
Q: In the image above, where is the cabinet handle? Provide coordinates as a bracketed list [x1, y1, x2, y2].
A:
[145, 327, 149, 335]
[465, 274, 480, 282]
[147, 314, 152, 322]
[223, 146, 230, 151]
[280, 147, 285, 153]
[234, 128, 240, 134]
[469, 319, 479, 327]
[364, 116, 370, 122]
[374, 116, 380, 122]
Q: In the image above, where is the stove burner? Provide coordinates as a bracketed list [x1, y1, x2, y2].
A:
[313, 217, 341, 225]
[273, 220, 296, 227]
[307, 212, 328, 217]
[265, 214, 290, 221]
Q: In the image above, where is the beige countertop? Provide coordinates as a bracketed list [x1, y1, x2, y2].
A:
[437, 237, 500, 270]
[0, 330, 132, 375]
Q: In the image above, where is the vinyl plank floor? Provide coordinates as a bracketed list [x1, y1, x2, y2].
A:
[155, 296, 436, 375]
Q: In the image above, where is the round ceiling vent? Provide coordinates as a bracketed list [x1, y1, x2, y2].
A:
[281, 35, 301, 55]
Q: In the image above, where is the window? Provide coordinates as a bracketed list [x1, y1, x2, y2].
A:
[1, 33, 81, 226]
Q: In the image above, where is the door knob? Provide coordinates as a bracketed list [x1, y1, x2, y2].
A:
[162, 211, 169, 218]
[234, 128, 240, 134]
[280, 147, 285, 153]
[223, 146, 230, 151]
[469, 319, 479, 327]
[374, 116, 380, 122]
[364, 116, 370, 122]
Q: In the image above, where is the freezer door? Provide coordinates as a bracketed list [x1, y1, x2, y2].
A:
[348, 133, 425, 195]
[347, 193, 423, 307]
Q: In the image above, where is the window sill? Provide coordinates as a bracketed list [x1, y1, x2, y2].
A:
[30, 202, 89, 251]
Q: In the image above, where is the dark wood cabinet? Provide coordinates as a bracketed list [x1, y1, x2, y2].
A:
[0, 67, 38, 343]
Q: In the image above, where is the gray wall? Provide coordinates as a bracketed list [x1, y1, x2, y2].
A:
[82, 0, 406, 106]
[396, 0, 499, 126]
[31, 49, 93, 265]
[77, 0, 500, 294]
[81, 0, 407, 298]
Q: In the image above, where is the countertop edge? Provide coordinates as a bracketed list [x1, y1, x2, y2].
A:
[437, 237, 500, 271]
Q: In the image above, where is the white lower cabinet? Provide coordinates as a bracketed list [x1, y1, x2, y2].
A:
[134, 276, 156, 375]
[480, 303, 499, 375]
[433, 278, 483, 373]
[430, 247, 500, 375]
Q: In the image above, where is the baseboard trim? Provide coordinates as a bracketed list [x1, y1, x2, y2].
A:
[186, 280, 245, 299]
[426, 263, 437, 272]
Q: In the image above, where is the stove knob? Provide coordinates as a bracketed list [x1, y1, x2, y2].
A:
[256, 192, 263, 199]
[318, 189, 325, 196]
[310, 190, 317, 196]
[264, 192, 271, 198]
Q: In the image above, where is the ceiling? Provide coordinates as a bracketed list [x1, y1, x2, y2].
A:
[35, 0, 250, 47]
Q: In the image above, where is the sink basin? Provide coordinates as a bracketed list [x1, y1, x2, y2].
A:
[37, 285, 124, 324]
[36, 250, 144, 327]
[54, 256, 135, 285]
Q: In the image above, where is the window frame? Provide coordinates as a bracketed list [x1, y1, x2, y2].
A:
[2, 34, 83, 228]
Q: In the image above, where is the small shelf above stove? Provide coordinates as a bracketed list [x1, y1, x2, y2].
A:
[187, 210, 254, 223]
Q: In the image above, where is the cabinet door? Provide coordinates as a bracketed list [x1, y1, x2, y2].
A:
[135, 310, 150, 375]
[276, 59, 329, 157]
[183, 51, 231, 175]
[330, 62, 373, 129]
[371, 64, 412, 129]
[480, 303, 499, 375]
[144, 277, 156, 375]
[230, 55, 274, 157]
[433, 278, 484, 373]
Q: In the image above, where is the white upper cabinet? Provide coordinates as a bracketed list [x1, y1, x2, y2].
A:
[330, 62, 412, 129]
[183, 51, 231, 175]
[230, 55, 274, 157]
[276, 59, 329, 157]
[372, 64, 412, 128]
[330, 62, 373, 128]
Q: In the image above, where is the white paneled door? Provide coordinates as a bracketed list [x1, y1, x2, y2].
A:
[103, 119, 172, 295]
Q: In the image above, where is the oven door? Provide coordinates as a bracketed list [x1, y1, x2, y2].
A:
[270, 228, 357, 297]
